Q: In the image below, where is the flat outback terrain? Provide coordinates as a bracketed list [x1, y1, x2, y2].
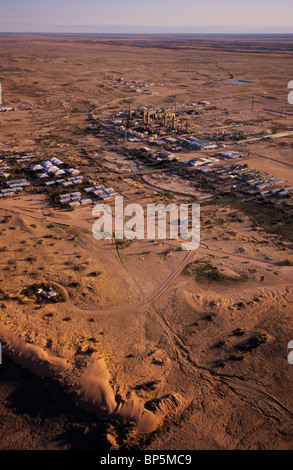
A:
[0, 33, 293, 450]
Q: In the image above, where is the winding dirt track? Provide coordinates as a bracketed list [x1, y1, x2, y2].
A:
[0, 238, 198, 432]
[1, 201, 293, 430]
[1, 174, 293, 440]
[215, 375, 293, 422]
[153, 302, 293, 426]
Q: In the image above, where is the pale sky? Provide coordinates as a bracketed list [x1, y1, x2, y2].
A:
[0, 0, 293, 33]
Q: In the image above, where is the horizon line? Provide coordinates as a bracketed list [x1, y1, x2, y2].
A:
[1, 31, 293, 36]
[0, 22, 292, 35]
[1, 32, 293, 36]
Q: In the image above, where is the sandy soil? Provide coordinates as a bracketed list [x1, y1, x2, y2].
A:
[0, 34, 292, 450]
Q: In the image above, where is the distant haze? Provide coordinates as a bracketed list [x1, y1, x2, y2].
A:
[0, 0, 292, 34]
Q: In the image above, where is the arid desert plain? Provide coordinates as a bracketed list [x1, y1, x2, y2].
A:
[0, 34, 293, 450]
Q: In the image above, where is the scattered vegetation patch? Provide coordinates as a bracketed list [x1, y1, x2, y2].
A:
[236, 333, 268, 352]
[229, 212, 244, 223]
[133, 380, 161, 392]
[182, 259, 247, 283]
[280, 258, 293, 266]
[233, 328, 246, 336]
[115, 239, 134, 250]
[67, 227, 80, 239]
[88, 271, 102, 277]
[233, 201, 293, 242]
[68, 281, 80, 288]
[72, 264, 87, 272]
